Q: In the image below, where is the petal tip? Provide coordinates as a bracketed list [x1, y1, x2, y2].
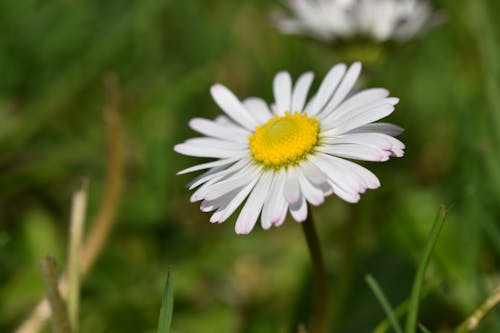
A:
[294, 214, 308, 223]
[235, 226, 252, 235]
[351, 61, 362, 70]
[173, 144, 186, 155]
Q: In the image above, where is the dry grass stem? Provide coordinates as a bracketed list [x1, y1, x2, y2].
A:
[14, 73, 125, 333]
[67, 180, 89, 333]
[41, 257, 69, 333]
[456, 285, 500, 332]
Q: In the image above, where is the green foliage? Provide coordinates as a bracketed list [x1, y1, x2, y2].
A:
[1, 0, 500, 332]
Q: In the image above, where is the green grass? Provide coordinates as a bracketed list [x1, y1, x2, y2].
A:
[1, 0, 500, 332]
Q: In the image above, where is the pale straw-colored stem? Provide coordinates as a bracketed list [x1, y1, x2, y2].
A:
[455, 285, 500, 332]
[67, 180, 89, 333]
[80, 73, 124, 274]
[14, 73, 124, 333]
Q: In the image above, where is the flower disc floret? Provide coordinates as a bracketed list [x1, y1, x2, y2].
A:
[249, 112, 319, 168]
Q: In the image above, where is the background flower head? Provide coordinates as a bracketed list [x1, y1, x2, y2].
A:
[274, 0, 442, 42]
[175, 62, 405, 234]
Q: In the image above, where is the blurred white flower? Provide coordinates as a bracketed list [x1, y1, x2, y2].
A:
[274, 0, 440, 42]
[175, 62, 404, 234]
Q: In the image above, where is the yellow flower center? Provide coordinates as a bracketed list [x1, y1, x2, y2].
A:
[248, 112, 319, 168]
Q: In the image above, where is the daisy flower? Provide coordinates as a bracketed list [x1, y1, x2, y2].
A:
[274, 0, 441, 42]
[175, 62, 404, 234]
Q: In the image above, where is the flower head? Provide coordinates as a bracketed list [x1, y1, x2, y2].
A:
[274, 0, 441, 42]
[175, 62, 404, 234]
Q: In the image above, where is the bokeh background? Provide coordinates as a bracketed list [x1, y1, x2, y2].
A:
[1, 0, 500, 332]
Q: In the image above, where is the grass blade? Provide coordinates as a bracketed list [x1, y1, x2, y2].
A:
[418, 323, 432, 333]
[366, 274, 403, 333]
[157, 270, 174, 333]
[373, 282, 437, 333]
[405, 205, 447, 333]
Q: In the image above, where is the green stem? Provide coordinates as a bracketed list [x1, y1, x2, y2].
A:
[301, 212, 328, 333]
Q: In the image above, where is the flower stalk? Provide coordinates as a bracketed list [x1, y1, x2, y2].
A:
[301, 212, 328, 333]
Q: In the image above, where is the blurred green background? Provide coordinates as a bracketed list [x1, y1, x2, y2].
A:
[1, 0, 500, 332]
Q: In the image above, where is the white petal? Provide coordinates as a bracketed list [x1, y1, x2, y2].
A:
[200, 190, 237, 212]
[188, 167, 224, 191]
[189, 118, 250, 143]
[210, 84, 258, 131]
[202, 165, 262, 201]
[297, 168, 325, 206]
[318, 62, 362, 118]
[318, 144, 390, 162]
[328, 156, 380, 189]
[177, 158, 238, 175]
[188, 157, 250, 190]
[299, 162, 334, 196]
[260, 172, 279, 230]
[319, 88, 389, 122]
[210, 177, 259, 223]
[243, 97, 273, 125]
[190, 174, 227, 203]
[273, 71, 293, 116]
[290, 195, 308, 222]
[235, 172, 273, 234]
[274, 15, 307, 35]
[329, 180, 360, 203]
[323, 95, 398, 130]
[324, 132, 405, 157]
[292, 72, 314, 113]
[184, 137, 248, 150]
[309, 153, 360, 194]
[209, 211, 223, 223]
[345, 122, 404, 136]
[305, 64, 347, 116]
[284, 167, 301, 205]
[263, 169, 287, 225]
[274, 200, 288, 227]
[214, 115, 238, 126]
[301, 160, 330, 186]
[328, 104, 396, 135]
[324, 133, 389, 149]
[174, 143, 246, 159]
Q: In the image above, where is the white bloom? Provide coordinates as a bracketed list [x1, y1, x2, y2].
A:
[175, 62, 404, 234]
[274, 0, 440, 42]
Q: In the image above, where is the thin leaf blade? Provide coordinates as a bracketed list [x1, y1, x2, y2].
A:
[405, 205, 447, 333]
[157, 270, 174, 333]
[366, 274, 403, 333]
